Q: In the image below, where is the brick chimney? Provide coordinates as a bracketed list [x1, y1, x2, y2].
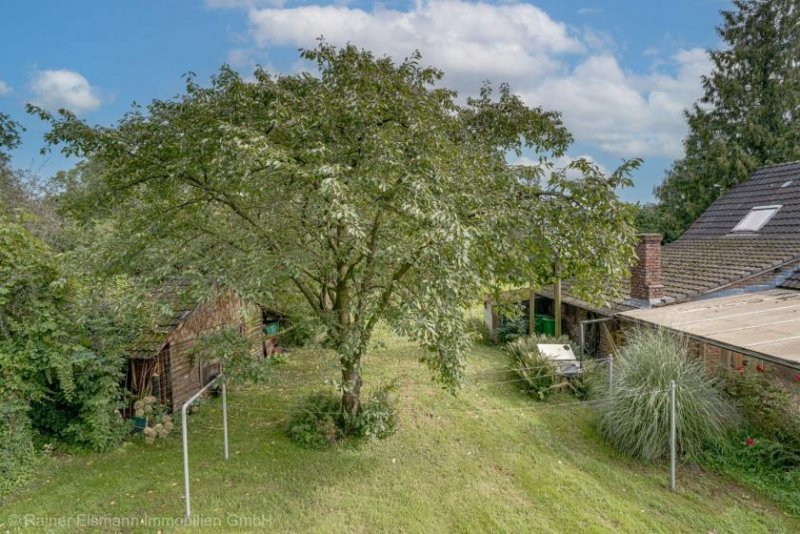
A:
[630, 233, 664, 304]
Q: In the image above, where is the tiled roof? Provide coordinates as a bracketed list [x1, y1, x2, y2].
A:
[662, 238, 800, 301]
[681, 161, 800, 240]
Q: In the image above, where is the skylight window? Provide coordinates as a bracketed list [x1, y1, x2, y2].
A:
[732, 205, 781, 232]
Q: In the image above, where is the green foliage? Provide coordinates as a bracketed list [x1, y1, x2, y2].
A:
[495, 313, 529, 344]
[0, 212, 128, 497]
[506, 334, 577, 400]
[279, 316, 323, 348]
[0, 112, 22, 164]
[598, 329, 732, 461]
[720, 367, 800, 451]
[700, 367, 800, 515]
[345, 382, 399, 440]
[286, 384, 398, 448]
[186, 327, 268, 385]
[633, 203, 681, 243]
[285, 391, 344, 449]
[703, 432, 800, 516]
[0, 401, 37, 497]
[34, 42, 639, 412]
[656, 0, 800, 237]
[465, 316, 494, 346]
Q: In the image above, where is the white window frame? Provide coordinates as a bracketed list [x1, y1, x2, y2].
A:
[732, 205, 781, 232]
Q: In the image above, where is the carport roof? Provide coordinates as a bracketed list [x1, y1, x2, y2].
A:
[620, 288, 800, 369]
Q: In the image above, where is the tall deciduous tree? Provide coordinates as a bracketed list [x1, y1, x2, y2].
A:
[34, 43, 638, 414]
[656, 0, 800, 239]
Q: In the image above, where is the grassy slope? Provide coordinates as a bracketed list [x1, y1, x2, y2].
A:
[1, 329, 798, 533]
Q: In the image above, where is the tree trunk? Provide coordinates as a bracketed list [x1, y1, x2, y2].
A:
[341, 357, 362, 417]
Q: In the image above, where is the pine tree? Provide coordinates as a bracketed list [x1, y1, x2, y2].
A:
[656, 0, 800, 240]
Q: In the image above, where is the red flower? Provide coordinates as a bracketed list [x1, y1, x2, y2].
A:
[736, 366, 745, 376]
[755, 363, 765, 373]
[795, 373, 800, 383]
[745, 436, 755, 447]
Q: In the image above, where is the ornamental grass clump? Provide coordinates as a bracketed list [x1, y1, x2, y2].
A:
[598, 328, 732, 461]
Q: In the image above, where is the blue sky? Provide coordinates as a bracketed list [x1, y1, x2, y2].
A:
[0, 0, 727, 202]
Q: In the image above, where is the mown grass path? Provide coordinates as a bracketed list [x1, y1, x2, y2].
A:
[2, 330, 798, 533]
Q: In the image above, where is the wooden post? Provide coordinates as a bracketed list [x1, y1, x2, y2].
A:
[528, 286, 536, 335]
[554, 261, 562, 337]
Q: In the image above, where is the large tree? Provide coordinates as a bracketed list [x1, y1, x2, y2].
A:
[656, 0, 800, 239]
[34, 44, 638, 415]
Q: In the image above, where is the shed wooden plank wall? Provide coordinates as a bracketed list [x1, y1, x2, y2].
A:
[166, 291, 262, 411]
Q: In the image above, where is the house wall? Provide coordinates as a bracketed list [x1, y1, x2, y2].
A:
[166, 291, 262, 411]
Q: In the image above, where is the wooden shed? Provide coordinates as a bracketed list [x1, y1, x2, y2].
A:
[125, 287, 264, 412]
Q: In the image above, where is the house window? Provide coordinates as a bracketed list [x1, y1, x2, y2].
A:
[732, 205, 781, 232]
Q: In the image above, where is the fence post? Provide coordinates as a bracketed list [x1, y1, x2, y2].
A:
[222, 378, 229, 460]
[608, 356, 613, 396]
[181, 400, 191, 519]
[181, 374, 229, 520]
[669, 380, 677, 492]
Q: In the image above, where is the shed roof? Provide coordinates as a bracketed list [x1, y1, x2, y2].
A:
[620, 288, 800, 369]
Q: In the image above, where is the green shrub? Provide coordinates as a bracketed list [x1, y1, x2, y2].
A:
[465, 317, 494, 346]
[699, 367, 800, 516]
[0, 401, 38, 498]
[719, 367, 800, 453]
[703, 432, 800, 516]
[286, 385, 398, 448]
[495, 314, 529, 344]
[281, 316, 323, 348]
[506, 334, 578, 400]
[285, 392, 343, 449]
[346, 382, 399, 440]
[598, 328, 732, 461]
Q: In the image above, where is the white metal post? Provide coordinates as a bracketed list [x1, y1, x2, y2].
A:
[669, 380, 677, 492]
[222, 378, 229, 460]
[181, 374, 228, 520]
[181, 401, 191, 519]
[608, 357, 613, 396]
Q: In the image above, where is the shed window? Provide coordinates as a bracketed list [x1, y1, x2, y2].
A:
[732, 205, 781, 232]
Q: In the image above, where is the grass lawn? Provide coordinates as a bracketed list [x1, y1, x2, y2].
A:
[2, 328, 798, 533]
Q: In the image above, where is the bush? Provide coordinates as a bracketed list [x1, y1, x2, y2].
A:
[346, 382, 398, 440]
[719, 367, 800, 453]
[286, 385, 398, 448]
[281, 316, 323, 348]
[699, 367, 800, 516]
[465, 316, 494, 346]
[494, 314, 529, 344]
[0, 401, 38, 498]
[285, 392, 343, 449]
[598, 328, 732, 461]
[506, 334, 580, 400]
[703, 432, 800, 516]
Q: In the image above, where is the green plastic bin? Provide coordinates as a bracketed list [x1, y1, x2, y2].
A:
[535, 315, 555, 336]
[263, 322, 280, 335]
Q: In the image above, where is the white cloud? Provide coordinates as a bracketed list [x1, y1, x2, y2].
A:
[527, 48, 709, 158]
[30, 69, 102, 113]
[0, 80, 11, 96]
[247, 1, 583, 85]
[220, 0, 710, 160]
